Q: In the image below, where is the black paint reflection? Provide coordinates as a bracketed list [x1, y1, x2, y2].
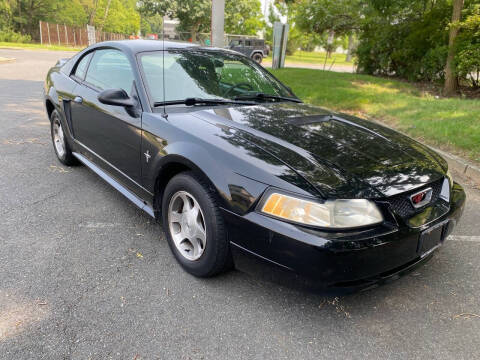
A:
[207, 102, 446, 198]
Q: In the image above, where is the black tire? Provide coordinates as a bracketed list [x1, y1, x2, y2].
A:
[50, 109, 77, 166]
[252, 53, 263, 63]
[161, 172, 232, 277]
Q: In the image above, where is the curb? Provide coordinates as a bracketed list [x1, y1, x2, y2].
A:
[430, 146, 480, 186]
[0, 57, 15, 64]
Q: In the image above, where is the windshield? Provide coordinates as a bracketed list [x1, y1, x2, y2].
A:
[139, 50, 296, 105]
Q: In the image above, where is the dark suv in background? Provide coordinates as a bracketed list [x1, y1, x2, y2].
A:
[227, 38, 269, 63]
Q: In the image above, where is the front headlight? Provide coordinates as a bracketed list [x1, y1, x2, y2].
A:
[260, 191, 383, 229]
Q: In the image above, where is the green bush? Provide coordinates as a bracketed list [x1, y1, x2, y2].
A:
[356, 1, 450, 83]
[455, 5, 480, 88]
[0, 30, 31, 43]
[456, 44, 480, 87]
[420, 45, 448, 83]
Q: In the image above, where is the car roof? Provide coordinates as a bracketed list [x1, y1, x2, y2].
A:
[60, 39, 246, 76]
[89, 40, 225, 54]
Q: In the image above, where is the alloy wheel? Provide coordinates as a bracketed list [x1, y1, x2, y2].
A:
[168, 190, 207, 261]
[53, 117, 65, 158]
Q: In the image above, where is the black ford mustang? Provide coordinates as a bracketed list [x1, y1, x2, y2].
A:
[44, 40, 465, 291]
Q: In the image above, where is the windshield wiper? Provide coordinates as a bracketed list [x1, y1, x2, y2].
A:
[153, 97, 255, 107]
[234, 93, 302, 103]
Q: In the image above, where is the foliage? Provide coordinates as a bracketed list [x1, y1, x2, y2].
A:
[2, 0, 264, 41]
[456, 44, 480, 86]
[264, 1, 322, 54]
[295, 0, 363, 37]
[140, 0, 263, 38]
[354, 0, 480, 90]
[94, 0, 140, 34]
[49, 0, 88, 27]
[0, 30, 31, 43]
[140, 13, 164, 35]
[455, 4, 480, 87]
[1, 0, 140, 40]
[355, 0, 452, 82]
[0, 1, 13, 31]
[225, 0, 264, 35]
[272, 68, 480, 162]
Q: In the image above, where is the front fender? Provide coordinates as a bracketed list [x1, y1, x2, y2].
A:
[141, 112, 316, 215]
[149, 143, 268, 215]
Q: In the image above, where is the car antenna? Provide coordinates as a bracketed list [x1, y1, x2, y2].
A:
[161, 16, 168, 119]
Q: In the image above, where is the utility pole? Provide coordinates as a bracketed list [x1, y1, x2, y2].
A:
[211, 0, 225, 47]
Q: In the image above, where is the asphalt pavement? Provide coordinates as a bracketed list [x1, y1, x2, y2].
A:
[0, 48, 479, 360]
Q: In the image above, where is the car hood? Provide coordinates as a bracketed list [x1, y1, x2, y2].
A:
[192, 102, 447, 199]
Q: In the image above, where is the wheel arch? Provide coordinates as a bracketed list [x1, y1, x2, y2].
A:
[152, 154, 224, 218]
[45, 99, 55, 120]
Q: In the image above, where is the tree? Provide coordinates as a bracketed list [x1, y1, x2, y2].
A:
[444, 0, 465, 95]
[172, 0, 211, 41]
[355, 0, 452, 82]
[140, 13, 163, 35]
[139, 0, 264, 40]
[295, 0, 363, 57]
[225, 0, 264, 35]
[455, 3, 480, 88]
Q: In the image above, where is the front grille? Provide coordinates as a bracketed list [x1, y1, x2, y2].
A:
[386, 178, 445, 218]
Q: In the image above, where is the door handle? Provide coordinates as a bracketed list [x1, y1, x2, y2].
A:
[73, 96, 83, 104]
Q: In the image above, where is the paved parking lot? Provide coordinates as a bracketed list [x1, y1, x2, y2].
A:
[1, 48, 479, 360]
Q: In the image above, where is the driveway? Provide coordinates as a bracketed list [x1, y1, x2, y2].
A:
[0, 48, 479, 360]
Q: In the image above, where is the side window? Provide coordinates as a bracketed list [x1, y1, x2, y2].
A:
[73, 52, 92, 80]
[245, 40, 252, 47]
[84, 49, 134, 92]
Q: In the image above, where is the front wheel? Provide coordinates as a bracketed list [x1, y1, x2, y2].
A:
[161, 172, 232, 277]
[50, 109, 77, 166]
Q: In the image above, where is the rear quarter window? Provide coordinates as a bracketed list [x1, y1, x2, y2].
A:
[72, 52, 92, 80]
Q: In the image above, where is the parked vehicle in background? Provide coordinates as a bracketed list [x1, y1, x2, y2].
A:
[227, 38, 269, 63]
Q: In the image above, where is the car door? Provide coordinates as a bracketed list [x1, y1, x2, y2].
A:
[70, 48, 142, 188]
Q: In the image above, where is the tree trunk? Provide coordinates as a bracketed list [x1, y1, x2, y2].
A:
[444, 0, 464, 96]
[88, 0, 99, 25]
[97, 0, 112, 33]
[191, 22, 200, 43]
[346, 33, 354, 62]
[327, 29, 335, 58]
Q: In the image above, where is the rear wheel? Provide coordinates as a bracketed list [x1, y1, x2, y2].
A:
[50, 109, 76, 166]
[162, 172, 232, 277]
[252, 52, 263, 63]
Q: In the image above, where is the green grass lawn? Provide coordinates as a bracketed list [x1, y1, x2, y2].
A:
[0, 41, 83, 52]
[266, 51, 354, 67]
[271, 68, 480, 163]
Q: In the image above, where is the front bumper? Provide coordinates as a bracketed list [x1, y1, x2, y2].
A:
[223, 182, 466, 292]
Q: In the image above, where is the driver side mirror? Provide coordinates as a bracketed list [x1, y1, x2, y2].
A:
[98, 88, 134, 107]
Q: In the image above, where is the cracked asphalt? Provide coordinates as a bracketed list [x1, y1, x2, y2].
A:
[1, 48, 479, 360]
